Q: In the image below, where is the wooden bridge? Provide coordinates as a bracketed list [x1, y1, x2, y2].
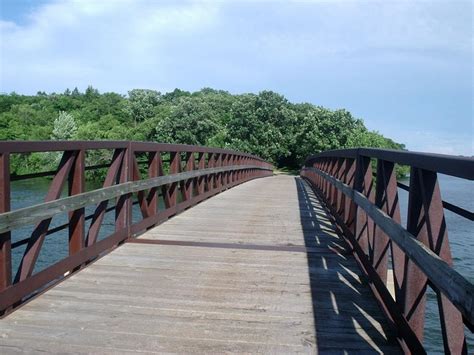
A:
[0, 142, 472, 354]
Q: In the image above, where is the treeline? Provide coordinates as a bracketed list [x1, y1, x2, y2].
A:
[0, 86, 405, 175]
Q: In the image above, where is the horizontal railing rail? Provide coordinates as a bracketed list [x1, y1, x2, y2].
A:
[0, 165, 265, 235]
[301, 148, 473, 354]
[0, 141, 273, 315]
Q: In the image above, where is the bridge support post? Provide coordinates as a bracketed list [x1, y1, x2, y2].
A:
[197, 152, 206, 194]
[207, 153, 215, 191]
[404, 167, 466, 353]
[116, 145, 133, 236]
[0, 152, 11, 292]
[68, 150, 85, 256]
[166, 152, 181, 208]
[147, 151, 160, 217]
[183, 152, 194, 201]
[373, 160, 400, 286]
[216, 154, 222, 190]
[343, 158, 357, 236]
[354, 155, 375, 258]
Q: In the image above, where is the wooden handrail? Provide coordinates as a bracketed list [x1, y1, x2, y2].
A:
[305, 148, 474, 180]
[303, 167, 474, 323]
[0, 165, 270, 234]
[0, 141, 273, 315]
[301, 149, 473, 354]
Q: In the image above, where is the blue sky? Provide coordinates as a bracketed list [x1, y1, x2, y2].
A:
[0, 0, 472, 155]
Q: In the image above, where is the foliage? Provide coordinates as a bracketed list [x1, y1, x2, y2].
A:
[0, 86, 407, 178]
[52, 111, 77, 140]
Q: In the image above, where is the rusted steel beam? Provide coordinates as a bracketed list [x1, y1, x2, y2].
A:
[373, 160, 400, 286]
[220, 154, 226, 187]
[126, 141, 266, 161]
[115, 145, 132, 234]
[302, 166, 474, 327]
[354, 155, 374, 257]
[228, 155, 234, 184]
[215, 154, 222, 189]
[182, 152, 194, 201]
[207, 153, 215, 191]
[343, 158, 357, 235]
[86, 149, 125, 247]
[15, 151, 76, 282]
[0, 165, 270, 235]
[305, 148, 474, 180]
[165, 152, 180, 208]
[303, 149, 472, 352]
[0, 141, 273, 316]
[404, 168, 466, 353]
[132, 157, 148, 218]
[0, 141, 266, 163]
[334, 158, 345, 217]
[68, 150, 85, 256]
[146, 152, 160, 217]
[197, 152, 206, 194]
[0, 228, 128, 313]
[0, 152, 11, 292]
[302, 176, 425, 353]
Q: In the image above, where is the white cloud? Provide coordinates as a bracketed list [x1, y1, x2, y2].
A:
[1, 0, 471, 94]
[0, 0, 222, 93]
[0, 0, 471, 156]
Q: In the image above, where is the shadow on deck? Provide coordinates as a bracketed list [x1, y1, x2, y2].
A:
[296, 177, 400, 353]
[0, 175, 401, 353]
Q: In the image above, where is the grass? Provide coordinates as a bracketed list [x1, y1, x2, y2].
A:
[273, 167, 300, 176]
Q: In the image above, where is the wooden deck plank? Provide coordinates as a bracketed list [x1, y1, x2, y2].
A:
[0, 175, 401, 353]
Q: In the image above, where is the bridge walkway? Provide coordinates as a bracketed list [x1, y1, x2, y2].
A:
[0, 175, 400, 353]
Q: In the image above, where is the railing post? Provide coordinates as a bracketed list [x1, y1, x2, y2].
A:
[147, 151, 160, 217]
[323, 159, 331, 199]
[0, 152, 11, 292]
[16, 151, 76, 282]
[373, 160, 401, 285]
[166, 151, 180, 208]
[403, 167, 466, 353]
[340, 158, 356, 236]
[221, 153, 227, 187]
[68, 150, 85, 255]
[197, 152, 206, 194]
[328, 158, 339, 209]
[227, 154, 233, 185]
[216, 153, 222, 189]
[354, 154, 375, 257]
[116, 144, 132, 236]
[207, 152, 215, 191]
[183, 152, 194, 201]
[236, 155, 242, 182]
[334, 158, 345, 217]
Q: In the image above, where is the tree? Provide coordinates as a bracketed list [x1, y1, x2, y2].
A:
[155, 97, 222, 145]
[84, 85, 99, 99]
[125, 89, 161, 125]
[51, 111, 77, 140]
[0, 87, 408, 177]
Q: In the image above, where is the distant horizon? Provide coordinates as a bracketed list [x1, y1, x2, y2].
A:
[1, 0, 472, 156]
[1, 84, 473, 158]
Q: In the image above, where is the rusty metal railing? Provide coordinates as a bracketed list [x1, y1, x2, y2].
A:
[0, 141, 273, 315]
[301, 148, 473, 354]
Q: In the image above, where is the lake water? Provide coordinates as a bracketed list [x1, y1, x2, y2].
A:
[397, 174, 473, 353]
[7, 174, 473, 353]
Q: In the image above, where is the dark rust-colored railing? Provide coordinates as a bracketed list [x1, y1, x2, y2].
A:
[301, 148, 473, 354]
[0, 141, 273, 315]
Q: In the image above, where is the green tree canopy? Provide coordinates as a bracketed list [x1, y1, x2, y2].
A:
[0, 87, 406, 177]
